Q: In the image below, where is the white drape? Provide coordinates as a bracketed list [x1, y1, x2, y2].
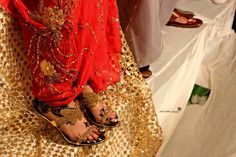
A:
[145, 0, 236, 156]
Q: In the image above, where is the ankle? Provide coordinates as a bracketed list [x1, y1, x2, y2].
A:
[81, 85, 94, 94]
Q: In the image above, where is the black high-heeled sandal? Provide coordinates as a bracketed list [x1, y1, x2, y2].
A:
[77, 93, 120, 128]
[33, 98, 106, 146]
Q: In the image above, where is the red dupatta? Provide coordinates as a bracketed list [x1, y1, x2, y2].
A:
[0, 0, 16, 15]
[0, 0, 121, 106]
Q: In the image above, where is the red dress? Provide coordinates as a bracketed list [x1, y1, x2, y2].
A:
[1, 0, 121, 106]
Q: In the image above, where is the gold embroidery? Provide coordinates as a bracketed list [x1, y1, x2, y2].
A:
[55, 105, 83, 126]
[78, 23, 98, 44]
[112, 17, 119, 23]
[40, 60, 57, 77]
[99, 105, 112, 124]
[97, 0, 103, 9]
[42, 7, 65, 30]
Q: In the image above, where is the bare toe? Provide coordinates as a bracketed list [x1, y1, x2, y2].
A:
[90, 132, 99, 140]
[109, 112, 116, 118]
[87, 135, 94, 141]
[92, 129, 101, 135]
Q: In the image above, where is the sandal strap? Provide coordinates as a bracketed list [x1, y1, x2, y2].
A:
[170, 11, 194, 22]
[174, 9, 194, 18]
[99, 106, 112, 124]
[169, 12, 196, 25]
[35, 99, 83, 126]
[169, 11, 181, 22]
[78, 93, 116, 125]
[53, 105, 83, 126]
[80, 93, 100, 108]
[172, 11, 181, 18]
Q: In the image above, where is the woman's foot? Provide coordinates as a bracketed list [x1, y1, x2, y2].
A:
[167, 9, 202, 28]
[34, 99, 105, 145]
[173, 8, 194, 19]
[78, 85, 119, 127]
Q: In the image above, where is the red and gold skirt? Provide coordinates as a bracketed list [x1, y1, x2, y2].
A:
[1, 0, 121, 106]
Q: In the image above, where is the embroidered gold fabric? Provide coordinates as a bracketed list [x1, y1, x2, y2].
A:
[55, 105, 83, 126]
[41, 7, 65, 31]
[0, 8, 163, 157]
[40, 60, 57, 77]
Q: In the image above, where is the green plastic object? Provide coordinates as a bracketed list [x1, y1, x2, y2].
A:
[188, 84, 211, 105]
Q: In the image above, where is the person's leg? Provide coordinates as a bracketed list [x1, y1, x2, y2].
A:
[11, 0, 124, 145]
[160, 0, 179, 25]
[80, 0, 121, 127]
[123, 0, 162, 78]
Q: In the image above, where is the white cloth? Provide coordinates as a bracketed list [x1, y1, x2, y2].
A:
[143, 0, 236, 156]
[160, 32, 236, 157]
